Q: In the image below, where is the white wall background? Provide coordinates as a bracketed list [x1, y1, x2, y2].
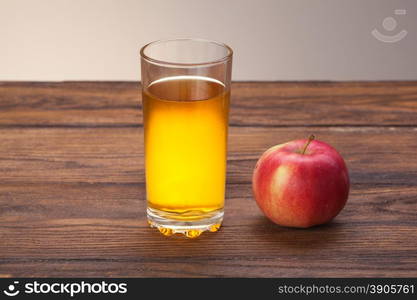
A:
[1, 0, 416, 81]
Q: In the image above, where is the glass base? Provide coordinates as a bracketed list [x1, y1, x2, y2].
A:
[147, 207, 224, 238]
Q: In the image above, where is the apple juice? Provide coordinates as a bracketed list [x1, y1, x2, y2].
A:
[142, 76, 230, 219]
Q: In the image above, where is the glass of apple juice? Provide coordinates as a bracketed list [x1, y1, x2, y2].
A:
[140, 39, 233, 238]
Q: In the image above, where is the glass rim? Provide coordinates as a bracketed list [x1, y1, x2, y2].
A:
[140, 38, 233, 67]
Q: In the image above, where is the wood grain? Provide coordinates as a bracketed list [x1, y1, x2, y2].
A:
[0, 81, 416, 277]
[1, 81, 416, 127]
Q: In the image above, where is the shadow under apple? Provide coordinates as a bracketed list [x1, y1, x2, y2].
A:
[249, 215, 347, 250]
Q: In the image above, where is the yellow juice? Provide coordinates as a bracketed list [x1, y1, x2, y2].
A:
[143, 76, 229, 218]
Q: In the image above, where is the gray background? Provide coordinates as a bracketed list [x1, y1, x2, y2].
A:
[1, 0, 416, 81]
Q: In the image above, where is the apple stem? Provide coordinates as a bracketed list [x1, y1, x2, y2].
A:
[301, 135, 315, 155]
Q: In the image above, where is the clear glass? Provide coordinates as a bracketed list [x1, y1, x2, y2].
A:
[140, 39, 233, 238]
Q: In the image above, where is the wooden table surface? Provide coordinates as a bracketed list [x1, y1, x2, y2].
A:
[0, 81, 416, 277]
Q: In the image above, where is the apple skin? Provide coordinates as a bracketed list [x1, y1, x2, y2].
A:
[252, 138, 349, 228]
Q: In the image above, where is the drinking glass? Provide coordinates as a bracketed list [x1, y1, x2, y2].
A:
[140, 39, 233, 238]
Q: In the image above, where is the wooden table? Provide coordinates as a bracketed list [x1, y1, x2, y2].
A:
[0, 81, 416, 277]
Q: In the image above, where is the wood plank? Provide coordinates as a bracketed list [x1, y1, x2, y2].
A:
[0, 82, 140, 127]
[0, 81, 416, 127]
[0, 183, 416, 277]
[0, 127, 415, 185]
[230, 81, 417, 127]
[1, 183, 416, 234]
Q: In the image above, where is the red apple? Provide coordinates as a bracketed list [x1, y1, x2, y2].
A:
[252, 135, 349, 228]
